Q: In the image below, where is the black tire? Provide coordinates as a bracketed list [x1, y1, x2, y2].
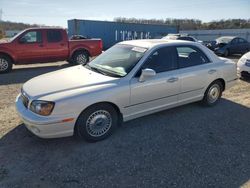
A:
[74, 103, 118, 142]
[240, 72, 250, 80]
[71, 50, 89, 65]
[0, 55, 13, 74]
[224, 49, 229, 57]
[202, 81, 223, 106]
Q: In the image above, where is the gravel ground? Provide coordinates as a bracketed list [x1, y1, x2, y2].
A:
[0, 58, 250, 188]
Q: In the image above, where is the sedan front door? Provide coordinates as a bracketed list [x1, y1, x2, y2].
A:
[127, 46, 180, 118]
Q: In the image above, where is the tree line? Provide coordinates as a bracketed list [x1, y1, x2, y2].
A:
[0, 18, 250, 34]
[0, 21, 43, 31]
[114, 17, 250, 30]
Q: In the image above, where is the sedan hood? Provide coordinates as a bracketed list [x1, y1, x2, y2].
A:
[23, 65, 119, 99]
[242, 51, 250, 59]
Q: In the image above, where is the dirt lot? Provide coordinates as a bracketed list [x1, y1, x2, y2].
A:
[0, 57, 250, 188]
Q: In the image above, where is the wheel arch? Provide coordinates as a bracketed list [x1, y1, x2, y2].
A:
[224, 48, 230, 56]
[70, 48, 90, 60]
[0, 52, 15, 64]
[202, 78, 225, 106]
[209, 78, 225, 91]
[75, 101, 123, 127]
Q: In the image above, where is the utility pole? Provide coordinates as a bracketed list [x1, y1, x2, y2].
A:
[0, 9, 3, 39]
[0, 9, 2, 21]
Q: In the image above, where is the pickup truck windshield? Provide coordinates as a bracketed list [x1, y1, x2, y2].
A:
[88, 44, 147, 77]
[9, 30, 26, 42]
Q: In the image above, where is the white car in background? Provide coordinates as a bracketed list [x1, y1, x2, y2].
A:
[16, 39, 237, 142]
[237, 51, 250, 78]
[163, 34, 203, 44]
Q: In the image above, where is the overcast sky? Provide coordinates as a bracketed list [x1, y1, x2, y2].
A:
[1, 0, 250, 27]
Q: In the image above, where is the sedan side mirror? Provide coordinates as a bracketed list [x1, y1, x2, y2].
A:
[139, 68, 156, 82]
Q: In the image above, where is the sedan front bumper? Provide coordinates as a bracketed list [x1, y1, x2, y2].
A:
[15, 94, 75, 139]
[237, 63, 250, 75]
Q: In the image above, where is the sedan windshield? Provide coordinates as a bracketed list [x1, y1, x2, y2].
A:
[216, 37, 233, 44]
[87, 44, 147, 77]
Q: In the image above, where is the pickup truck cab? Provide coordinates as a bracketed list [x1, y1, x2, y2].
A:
[0, 28, 103, 73]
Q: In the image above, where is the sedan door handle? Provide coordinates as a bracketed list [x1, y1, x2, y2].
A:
[167, 77, 179, 83]
[208, 69, 217, 74]
[38, 44, 44, 47]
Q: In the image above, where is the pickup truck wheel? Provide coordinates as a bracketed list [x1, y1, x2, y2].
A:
[0, 55, 13, 74]
[75, 103, 118, 142]
[202, 81, 223, 106]
[73, 51, 89, 65]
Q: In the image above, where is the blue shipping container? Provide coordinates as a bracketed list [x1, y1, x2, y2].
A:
[68, 19, 178, 49]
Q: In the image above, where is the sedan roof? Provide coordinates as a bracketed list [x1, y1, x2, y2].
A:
[216, 36, 237, 41]
[120, 39, 193, 49]
[120, 39, 221, 64]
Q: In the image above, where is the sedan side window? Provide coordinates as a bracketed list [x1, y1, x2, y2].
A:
[176, 46, 209, 68]
[20, 31, 42, 43]
[178, 36, 194, 42]
[231, 39, 239, 45]
[141, 47, 178, 73]
[239, 38, 247, 43]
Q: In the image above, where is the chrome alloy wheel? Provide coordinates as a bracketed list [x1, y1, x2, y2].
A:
[76, 54, 87, 64]
[208, 84, 220, 104]
[0, 58, 8, 71]
[86, 110, 112, 137]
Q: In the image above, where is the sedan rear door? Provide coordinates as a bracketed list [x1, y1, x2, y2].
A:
[230, 38, 241, 54]
[175, 46, 218, 103]
[238, 38, 249, 53]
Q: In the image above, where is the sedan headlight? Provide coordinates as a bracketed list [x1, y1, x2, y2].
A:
[245, 60, 250, 67]
[30, 100, 55, 116]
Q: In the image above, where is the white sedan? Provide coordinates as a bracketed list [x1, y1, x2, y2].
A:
[237, 51, 250, 78]
[16, 39, 237, 142]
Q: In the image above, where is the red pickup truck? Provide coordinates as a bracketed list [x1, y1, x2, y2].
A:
[0, 28, 103, 73]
